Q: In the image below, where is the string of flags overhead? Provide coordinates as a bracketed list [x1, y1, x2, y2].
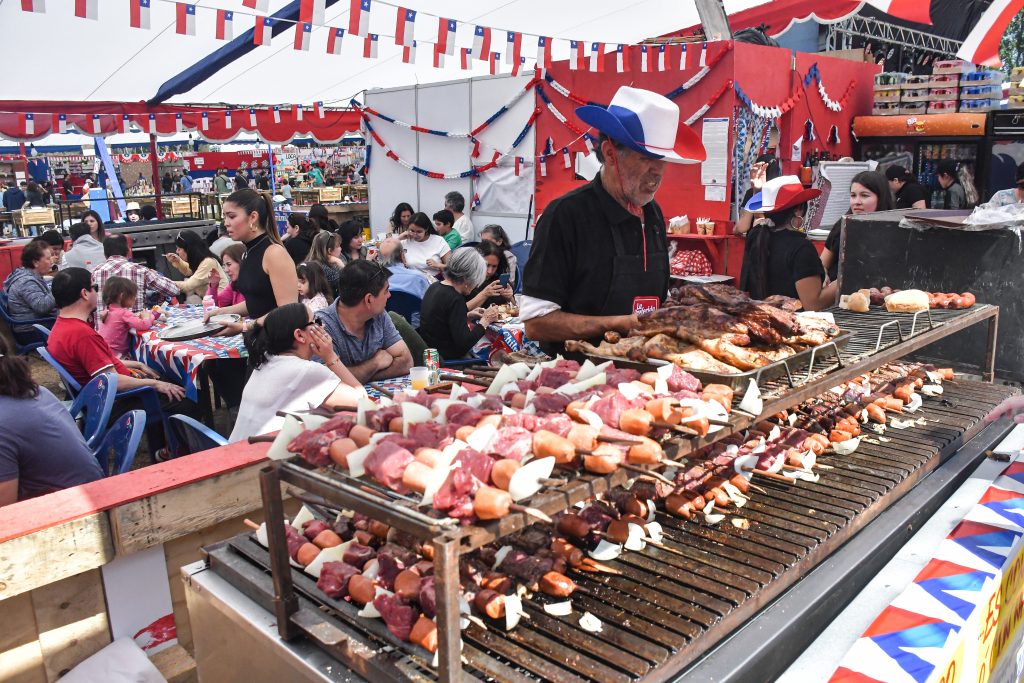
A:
[19, 0, 715, 74]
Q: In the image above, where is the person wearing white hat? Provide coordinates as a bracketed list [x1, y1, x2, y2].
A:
[520, 86, 705, 356]
[124, 201, 142, 223]
[741, 176, 836, 310]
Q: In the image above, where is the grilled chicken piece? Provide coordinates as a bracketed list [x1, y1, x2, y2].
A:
[565, 336, 647, 360]
[763, 295, 802, 312]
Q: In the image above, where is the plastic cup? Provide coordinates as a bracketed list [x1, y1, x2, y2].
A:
[409, 366, 430, 390]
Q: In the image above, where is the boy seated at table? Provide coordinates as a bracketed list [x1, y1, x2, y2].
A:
[47, 268, 202, 459]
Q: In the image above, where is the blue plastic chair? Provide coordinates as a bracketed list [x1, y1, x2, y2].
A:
[32, 323, 52, 339]
[35, 348, 179, 456]
[171, 415, 228, 454]
[510, 240, 532, 274]
[0, 292, 54, 354]
[93, 409, 147, 475]
[68, 372, 118, 450]
[386, 290, 423, 326]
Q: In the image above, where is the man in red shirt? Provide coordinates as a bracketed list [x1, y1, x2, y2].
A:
[48, 268, 198, 455]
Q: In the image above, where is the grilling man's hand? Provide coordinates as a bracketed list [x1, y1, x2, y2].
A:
[986, 396, 1024, 423]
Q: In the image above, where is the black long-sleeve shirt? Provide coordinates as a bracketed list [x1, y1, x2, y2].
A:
[418, 282, 485, 362]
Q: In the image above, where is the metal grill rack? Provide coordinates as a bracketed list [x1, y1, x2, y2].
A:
[205, 303, 1007, 682]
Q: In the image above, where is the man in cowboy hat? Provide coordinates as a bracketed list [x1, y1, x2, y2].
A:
[520, 86, 705, 356]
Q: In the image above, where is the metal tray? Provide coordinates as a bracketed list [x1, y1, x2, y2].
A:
[585, 331, 852, 391]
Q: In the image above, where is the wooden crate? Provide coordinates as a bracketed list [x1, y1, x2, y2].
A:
[318, 187, 342, 202]
[14, 208, 56, 227]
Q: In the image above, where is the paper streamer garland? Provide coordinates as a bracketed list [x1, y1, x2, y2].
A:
[803, 63, 856, 113]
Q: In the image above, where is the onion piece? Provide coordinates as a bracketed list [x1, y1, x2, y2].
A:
[255, 522, 269, 548]
[430, 399, 456, 423]
[467, 423, 497, 453]
[362, 558, 380, 581]
[832, 437, 861, 456]
[738, 379, 762, 416]
[721, 481, 748, 508]
[576, 360, 611, 382]
[921, 384, 943, 397]
[347, 445, 374, 478]
[890, 418, 916, 430]
[579, 612, 603, 633]
[357, 588, 391, 618]
[400, 402, 432, 437]
[449, 383, 468, 401]
[732, 518, 751, 530]
[544, 601, 573, 617]
[733, 453, 760, 480]
[355, 397, 377, 427]
[576, 408, 604, 430]
[788, 468, 820, 483]
[589, 539, 622, 561]
[644, 500, 657, 523]
[268, 415, 304, 461]
[508, 457, 556, 502]
[493, 546, 514, 570]
[420, 463, 454, 507]
[617, 382, 643, 402]
[624, 523, 647, 551]
[296, 412, 331, 430]
[645, 521, 664, 544]
[926, 370, 943, 383]
[504, 594, 524, 631]
[487, 365, 520, 395]
[768, 424, 781, 443]
[290, 505, 315, 531]
[787, 413, 799, 427]
[525, 364, 543, 383]
[904, 394, 923, 413]
[305, 543, 349, 579]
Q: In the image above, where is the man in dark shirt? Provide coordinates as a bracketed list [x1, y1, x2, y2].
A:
[521, 86, 705, 356]
[885, 166, 928, 210]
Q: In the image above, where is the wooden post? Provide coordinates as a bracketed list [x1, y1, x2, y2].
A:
[149, 134, 164, 219]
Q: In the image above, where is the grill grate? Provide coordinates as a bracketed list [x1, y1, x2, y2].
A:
[207, 378, 1018, 682]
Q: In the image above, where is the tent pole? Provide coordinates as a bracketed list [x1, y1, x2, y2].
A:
[149, 134, 163, 219]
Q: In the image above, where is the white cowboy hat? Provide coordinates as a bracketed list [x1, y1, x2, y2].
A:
[745, 175, 821, 213]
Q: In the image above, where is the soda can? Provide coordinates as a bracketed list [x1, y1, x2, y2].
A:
[423, 348, 440, 385]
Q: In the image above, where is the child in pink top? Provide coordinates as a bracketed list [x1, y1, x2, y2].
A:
[98, 276, 156, 357]
[206, 243, 247, 307]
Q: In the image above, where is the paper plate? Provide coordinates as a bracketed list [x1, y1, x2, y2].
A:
[157, 314, 238, 341]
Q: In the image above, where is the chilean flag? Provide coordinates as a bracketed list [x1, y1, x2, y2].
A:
[22, 114, 35, 136]
[314, 101, 323, 117]
[175, 3, 195, 36]
[224, 110, 233, 127]
[119, 115, 130, 134]
[147, 113, 158, 134]
[473, 26, 491, 60]
[433, 46, 445, 68]
[327, 27, 344, 54]
[253, 16, 272, 46]
[511, 55, 526, 76]
[53, 113, 67, 133]
[20, 0, 45, 13]
[215, 9, 232, 40]
[242, 0, 268, 12]
[130, 0, 150, 29]
[488, 51, 500, 75]
[349, 0, 370, 37]
[294, 22, 311, 51]
[299, 0, 324, 25]
[294, 104, 303, 120]
[272, 106, 281, 123]
[864, 0, 932, 24]
[615, 44, 629, 72]
[957, 0, 1024, 66]
[437, 18, 456, 55]
[395, 7, 415, 46]
[402, 40, 417, 64]
[505, 31, 522, 65]
[363, 33, 378, 59]
[588, 42, 604, 72]
[249, 108, 258, 127]
[656, 44, 667, 71]
[569, 40, 584, 70]
[639, 44, 650, 72]
[460, 47, 472, 70]
[75, 0, 97, 20]
[91, 115, 102, 134]
[537, 36, 552, 69]
[201, 112, 210, 131]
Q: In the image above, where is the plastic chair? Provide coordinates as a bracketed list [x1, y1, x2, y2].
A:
[67, 372, 118, 450]
[35, 348, 179, 456]
[512, 263, 523, 294]
[171, 414, 227, 454]
[32, 323, 52, 339]
[386, 290, 423, 326]
[0, 292, 54, 354]
[93, 409, 147, 475]
[510, 240, 532, 274]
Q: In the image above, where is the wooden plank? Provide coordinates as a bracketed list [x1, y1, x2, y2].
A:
[150, 644, 197, 683]
[0, 591, 46, 683]
[111, 462, 272, 555]
[32, 569, 111, 682]
[0, 514, 114, 600]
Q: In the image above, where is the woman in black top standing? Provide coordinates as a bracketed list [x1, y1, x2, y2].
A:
[419, 248, 502, 361]
[284, 213, 318, 265]
[885, 165, 928, 210]
[205, 189, 298, 332]
[821, 170, 894, 283]
[744, 176, 836, 310]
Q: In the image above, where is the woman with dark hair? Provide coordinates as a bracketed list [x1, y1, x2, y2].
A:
[735, 154, 781, 237]
[204, 189, 298, 331]
[284, 213, 319, 265]
[885, 165, 929, 210]
[742, 176, 835, 310]
[337, 220, 367, 265]
[305, 231, 344, 292]
[478, 223, 518, 289]
[166, 230, 228, 303]
[206, 243, 246, 308]
[0, 336, 103, 506]
[228, 303, 362, 440]
[24, 182, 45, 208]
[419, 248, 502, 361]
[2, 239, 57, 333]
[400, 211, 450, 278]
[307, 203, 337, 233]
[821, 170, 894, 283]
[389, 202, 415, 233]
[80, 209, 106, 240]
[466, 241, 515, 309]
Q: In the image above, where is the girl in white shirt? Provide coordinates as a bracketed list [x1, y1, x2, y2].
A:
[399, 212, 451, 279]
[229, 303, 363, 440]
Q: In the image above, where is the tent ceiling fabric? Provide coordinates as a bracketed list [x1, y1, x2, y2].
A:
[0, 0, 772, 105]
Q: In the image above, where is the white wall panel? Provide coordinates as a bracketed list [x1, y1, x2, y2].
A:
[366, 87, 418, 233]
[415, 79, 473, 222]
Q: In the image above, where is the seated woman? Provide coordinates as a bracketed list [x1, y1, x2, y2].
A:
[478, 223, 518, 290]
[229, 303, 364, 440]
[2, 239, 57, 334]
[166, 230, 227, 304]
[389, 202, 415, 234]
[821, 170, 894, 284]
[466, 241, 515, 310]
[400, 212, 451, 279]
[742, 176, 836, 311]
[205, 243, 246, 308]
[0, 336, 103, 506]
[305, 231, 345, 293]
[418, 248, 502, 361]
[337, 220, 367, 266]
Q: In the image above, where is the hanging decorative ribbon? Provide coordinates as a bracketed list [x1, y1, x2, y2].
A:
[803, 64, 856, 113]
